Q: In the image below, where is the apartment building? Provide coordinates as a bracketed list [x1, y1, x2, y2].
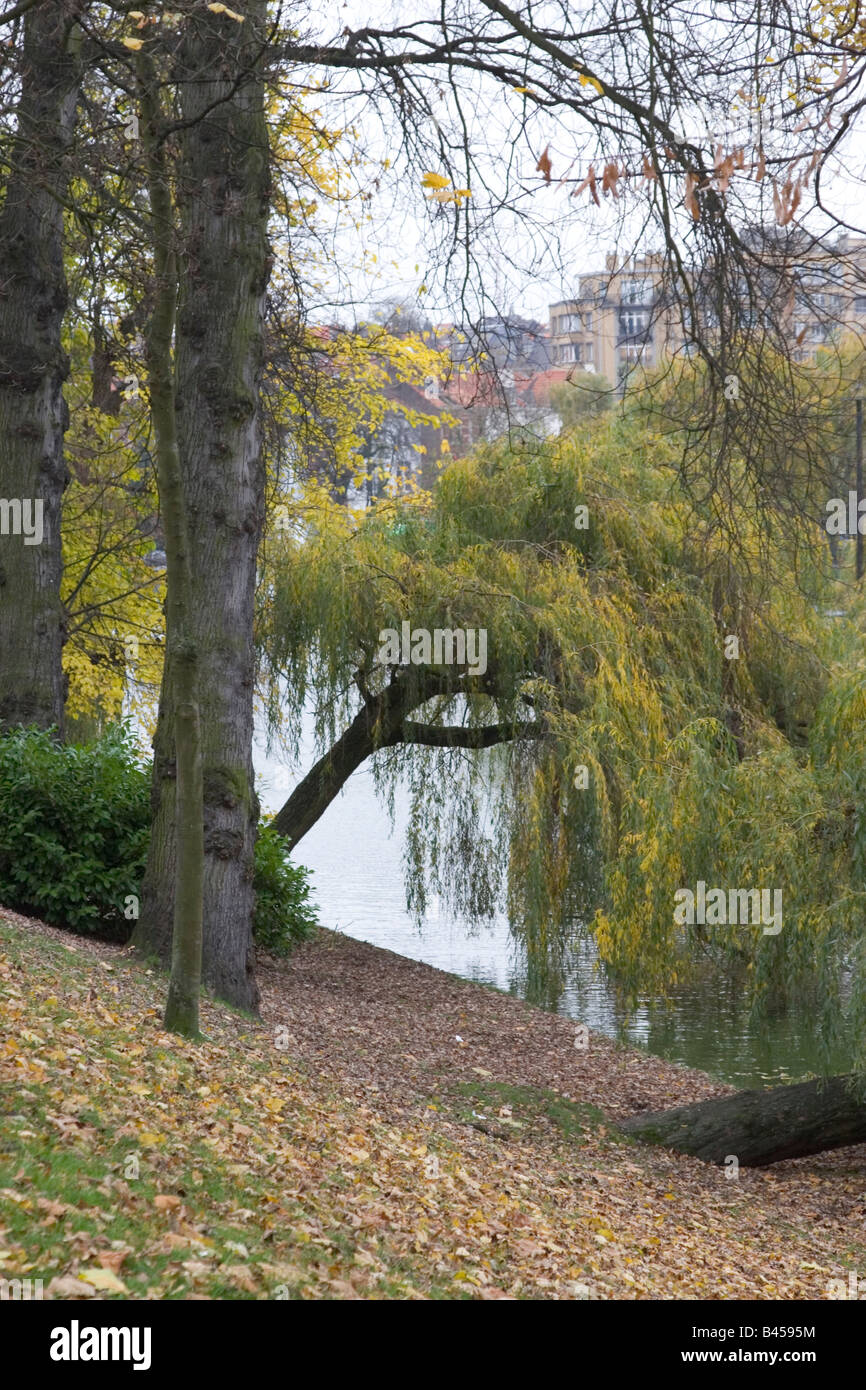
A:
[788, 235, 866, 361]
[549, 238, 866, 385]
[549, 253, 679, 387]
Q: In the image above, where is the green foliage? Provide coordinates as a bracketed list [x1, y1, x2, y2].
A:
[0, 726, 317, 953]
[549, 373, 614, 425]
[261, 405, 866, 1073]
[0, 725, 149, 935]
[252, 823, 318, 956]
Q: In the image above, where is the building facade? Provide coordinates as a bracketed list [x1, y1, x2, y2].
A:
[549, 238, 866, 387]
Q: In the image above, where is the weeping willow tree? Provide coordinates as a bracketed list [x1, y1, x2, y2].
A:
[259, 385, 866, 1160]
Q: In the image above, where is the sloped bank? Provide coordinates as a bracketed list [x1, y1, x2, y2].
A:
[2, 907, 866, 1299]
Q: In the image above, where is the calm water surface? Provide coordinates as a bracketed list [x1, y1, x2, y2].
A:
[255, 740, 848, 1089]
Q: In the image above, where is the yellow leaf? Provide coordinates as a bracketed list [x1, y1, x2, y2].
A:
[121, 37, 143, 50]
[79, 1267, 128, 1294]
[421, 171, 450, 190]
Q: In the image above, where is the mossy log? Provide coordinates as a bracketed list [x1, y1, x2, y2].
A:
[620, 1074, 866, 1166]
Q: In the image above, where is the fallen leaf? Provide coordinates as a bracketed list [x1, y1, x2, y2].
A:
[45, 1276, 96, 1300]
[97, 1250, 128, 1274]
[221, 1263, 257, 1293]
[79, 1267, 128, 1294]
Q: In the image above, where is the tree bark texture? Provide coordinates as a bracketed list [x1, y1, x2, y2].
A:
[135, 3, 270, 1014]
[0, 2, 83, 735]
[620, 1074, 866, 1166]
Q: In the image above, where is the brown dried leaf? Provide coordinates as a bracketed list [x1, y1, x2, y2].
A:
[683, 173, 699, 222]
[536, 145, 553, 183]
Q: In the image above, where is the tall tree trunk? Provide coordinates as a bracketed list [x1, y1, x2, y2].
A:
[137, 53, 204, 1040]
[134, 3, 270, 1014]
[0, 2, 83, 736]
[620, 1074, 866, 1166]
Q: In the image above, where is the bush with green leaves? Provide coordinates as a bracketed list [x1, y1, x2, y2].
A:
[0, 725, 149, 936]
[252, 823, 318, 956]
[0, 725, 317, 954]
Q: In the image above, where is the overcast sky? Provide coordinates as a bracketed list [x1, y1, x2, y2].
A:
[289, 2, 866, 328]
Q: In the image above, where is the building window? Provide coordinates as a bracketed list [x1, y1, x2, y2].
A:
[553, 311, 592, 333]
[794, 321, 828, 344]
[555, 341, 592, 364]
[619, 310, 650, 338]
[620, 277, 653, 305]
[560, 342, 583, 363]
[810, 292, 843, 313]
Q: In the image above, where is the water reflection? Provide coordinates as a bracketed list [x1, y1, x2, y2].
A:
[255, 739, 849, 1089]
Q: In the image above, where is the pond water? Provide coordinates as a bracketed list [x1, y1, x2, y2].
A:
[255, 741, 849, 1090]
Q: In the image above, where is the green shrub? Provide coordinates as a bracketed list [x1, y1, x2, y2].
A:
[0, 725, 149, 935]
[0, 725, 317, 953]
[252, 823, 318, 955]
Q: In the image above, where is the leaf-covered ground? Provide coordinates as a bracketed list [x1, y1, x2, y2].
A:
[1, 909, 865, 1299]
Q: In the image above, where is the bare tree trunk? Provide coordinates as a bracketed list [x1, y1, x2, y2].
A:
[620, 1074, 866, 1166]
[271, 681, 418, 848]
[0, 2, 83, 736]
[137, 53, 204, 1039]
[271, 671, 539, 848]
[135, 3, 270, 1014]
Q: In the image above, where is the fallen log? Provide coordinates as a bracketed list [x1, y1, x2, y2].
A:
[619, 1074, 866, 1166]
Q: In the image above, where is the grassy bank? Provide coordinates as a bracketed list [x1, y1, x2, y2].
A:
[1, 910, 864, 1299]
